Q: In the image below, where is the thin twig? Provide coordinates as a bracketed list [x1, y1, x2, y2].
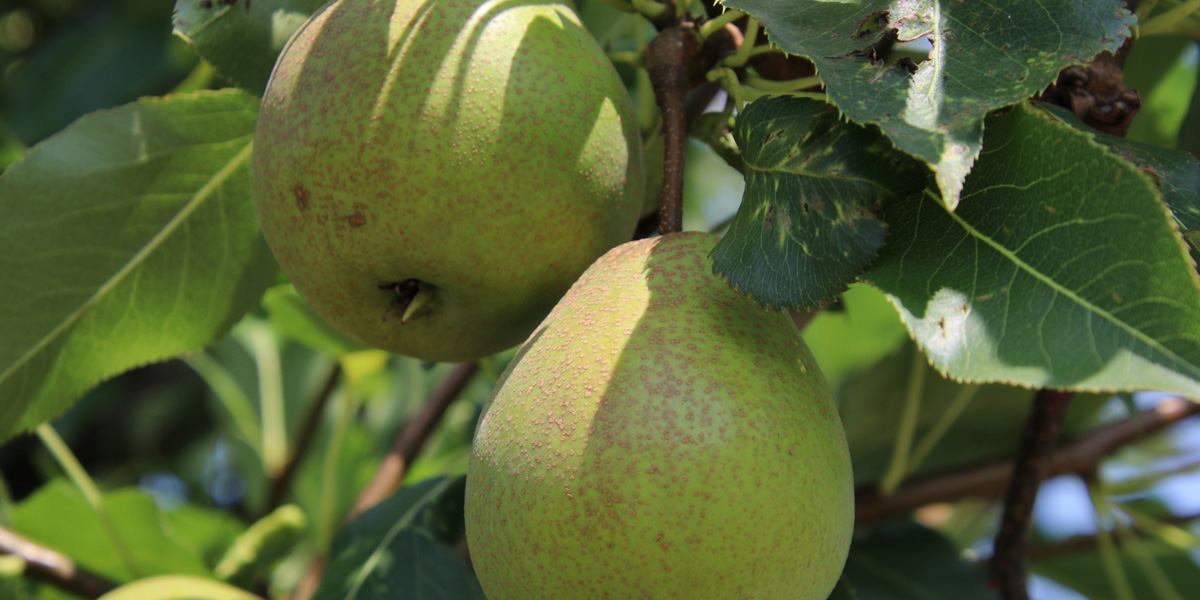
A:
[1021, 510, 1200, 562]
[646, 26, 695, 236]
[855, 397, 1200, 525]
[991, 389, 1073, 600]
[266, 362, 343, 512]
[0, 525, 119, 599]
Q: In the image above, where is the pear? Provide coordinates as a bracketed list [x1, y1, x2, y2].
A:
[465, 232, 854, 600]
[251, 0, 644, 362]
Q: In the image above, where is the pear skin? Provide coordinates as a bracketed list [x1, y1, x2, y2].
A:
[466, 232, 854, 600]
[252, 0, 644, 361]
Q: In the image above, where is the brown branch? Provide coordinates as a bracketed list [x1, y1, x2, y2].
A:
[646, 26, 697, 236]
[347, 361, 481, 521]
[0, 525, 119, 599]
[267, 363, 343, 512]
[855, 397, 1200, 525]
[991, 389, 1073, 600]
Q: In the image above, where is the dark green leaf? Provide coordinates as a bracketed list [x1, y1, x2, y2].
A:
[4, 3, 196, 144]
[720, 0, 1134, 209]
[312, 476, 486, 600]
[0, 90, 278, 441]
[712, 96, 924, 309]
[844, 520, 997, 600]
[828, 576, 860, 600]
[173, 0, 328, 95]
[862, 102, 1200, 396]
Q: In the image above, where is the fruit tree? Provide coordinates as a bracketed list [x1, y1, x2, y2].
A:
[0, 0, 1199, 599]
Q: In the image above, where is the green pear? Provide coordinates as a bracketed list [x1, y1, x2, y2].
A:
[252, 0, 644, 362]
[465, 232, 854, 600]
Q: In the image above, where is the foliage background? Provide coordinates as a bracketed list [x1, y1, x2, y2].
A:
[0, 0, 1198, 599]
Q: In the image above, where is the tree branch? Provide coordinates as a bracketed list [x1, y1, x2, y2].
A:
[346, 361, 481, 521]
[0, 525, 118, 599]
[991, 389, 1073, 600]
[855, 397, 1200, 525]
[267, 362, 343, 512]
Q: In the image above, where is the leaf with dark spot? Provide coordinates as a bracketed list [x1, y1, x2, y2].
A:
[711, 96, 925, 310]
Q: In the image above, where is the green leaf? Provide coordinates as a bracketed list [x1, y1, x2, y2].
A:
[9, 481, 218, 584]
[712, 96, 925, 309]
[801, 283, 909, 392]
[261, 285, 368, 358]
[720, 0, 1135, 209]
[1122, 36, 1199, 150]
[844, 520, 996, 600]
[173, 0, 328, 95]
[862, 102, 1200, 396]
[214, 504, 307, 586]
[839, 342, 1106, 486]
[98, 575, 261, 600]
[1040, 103, 1200, 263]
[158, 502, 248, 571]
[0, 90, 278, 441]
[312, 476, 486, 600]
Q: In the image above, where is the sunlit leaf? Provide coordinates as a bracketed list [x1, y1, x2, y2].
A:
[720, 0, 1134, 209]
[9, 481, 230, 584]
[0, 90, 278, 441]
[863, 102, 1200, 396]
[173, 0, 328, 95]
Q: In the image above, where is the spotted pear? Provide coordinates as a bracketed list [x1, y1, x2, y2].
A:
[465, 232, 854, 599]
[251, 0, 644, 361]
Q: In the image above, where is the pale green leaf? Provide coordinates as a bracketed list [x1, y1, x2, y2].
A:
[10, 481, 219, 584]
[98, 575, 261, 600]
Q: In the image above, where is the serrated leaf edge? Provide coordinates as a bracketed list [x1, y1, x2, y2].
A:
[0, 139, 255, 411]
[875, 103, 1200, 395]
